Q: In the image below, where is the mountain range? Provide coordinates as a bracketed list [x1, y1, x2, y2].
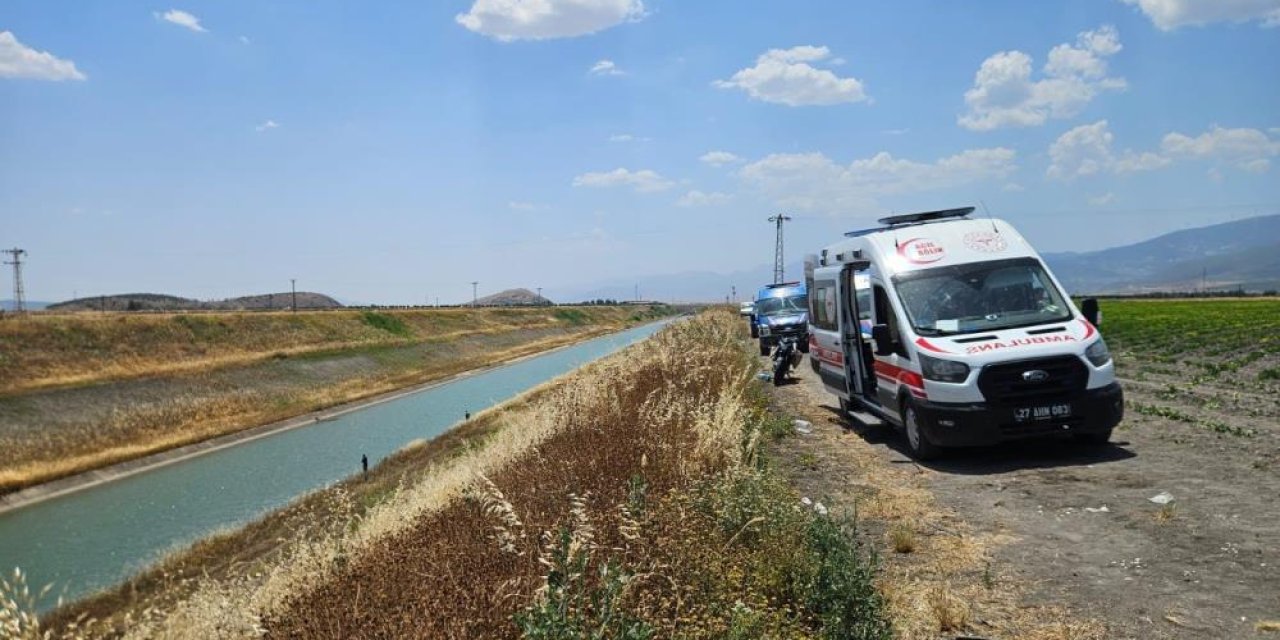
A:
[560, 214, 1280, 301]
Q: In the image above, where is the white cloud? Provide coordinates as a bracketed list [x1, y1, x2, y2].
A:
[572, 167, 674, 192]
[1089, 192, 1116, 206]
[1047, 120, 1170, 179]
[589, 59, 624, 76]
[239, 35, 251, 44]
[0, 31, 85, 81]
[739, 147, 1017, 212]
[456, 0, 645, 41]
[157, 9, 207, 33]
[700, 150, 742, 167]
[676, 190, 732, 207]
[255, 119, 279, 132]
[960, 26, 1125, 131]
[1120, 0, 1280, 30]
[508, 201, 548, 211]
[1161, 125, 1280, 171]
[1002, 182, 1025, 192]
[714, 45, 868, 106]
[1047, 121, 1278, 179]
[882, 128, 911, 136]
[608, 133, 649, 142]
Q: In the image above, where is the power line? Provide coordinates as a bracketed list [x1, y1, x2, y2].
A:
[3, 248, 27, 313]
[768, 214, 792, 284]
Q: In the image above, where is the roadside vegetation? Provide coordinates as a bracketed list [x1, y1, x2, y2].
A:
[0, 305, 672, 494]
[13, 311, 890, 639]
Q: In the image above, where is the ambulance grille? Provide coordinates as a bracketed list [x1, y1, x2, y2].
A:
[977, 356, 1087, 405]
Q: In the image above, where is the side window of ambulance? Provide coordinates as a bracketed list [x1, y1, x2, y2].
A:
[810, 286, 836, 331]
[872, 285, 906, 357]
[809, 287, 826, 328]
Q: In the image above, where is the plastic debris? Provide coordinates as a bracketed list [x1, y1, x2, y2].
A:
[794, 419, 813, 434]
[1084, 506, 1110, 513]
[800, 497, 813, 506]
[1148, 492, 1175, 505]
[814, 502, 829, 516]
[756, 372, 772, 381]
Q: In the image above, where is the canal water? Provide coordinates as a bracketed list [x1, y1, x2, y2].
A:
[0, 320, 671, 609]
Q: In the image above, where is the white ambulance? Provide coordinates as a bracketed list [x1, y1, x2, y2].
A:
[806, 207, 1123, 460]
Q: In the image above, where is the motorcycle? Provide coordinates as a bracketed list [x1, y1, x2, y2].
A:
[771, 335, 802, 386]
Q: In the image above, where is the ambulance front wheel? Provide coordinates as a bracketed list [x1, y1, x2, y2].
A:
[750, 323, 759, 339]
[903, 399, 943, 461]
[759, 339, 771, 356]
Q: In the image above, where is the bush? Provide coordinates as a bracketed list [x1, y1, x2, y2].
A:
[359, 311, 411, 337]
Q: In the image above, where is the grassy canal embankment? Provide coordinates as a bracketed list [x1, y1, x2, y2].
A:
[0, 306, 671, 494]
[24, 311, 889, 639]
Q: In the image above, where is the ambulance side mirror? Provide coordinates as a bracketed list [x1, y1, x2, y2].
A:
[871, 324, 894, 356]
[1080, 298, 1101, 328]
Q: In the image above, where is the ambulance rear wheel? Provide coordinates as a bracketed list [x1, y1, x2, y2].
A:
[903, 400, 942, 461]
[750, 324, 759, 339]
[759, 340, 771, 356]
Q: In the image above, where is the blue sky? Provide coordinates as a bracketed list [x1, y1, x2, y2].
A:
[2, 0, 1278, 303]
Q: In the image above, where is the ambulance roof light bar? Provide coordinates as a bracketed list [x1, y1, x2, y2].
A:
[877, 207, 975, 227]
[843, 207, 975, 237]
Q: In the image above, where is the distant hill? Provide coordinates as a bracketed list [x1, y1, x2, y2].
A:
[0, 300, 51, 311]
[559, 261, 804, 304]
[47, 292, 343, 312]
[1044, 214, 1280, 294]
[473, 288, 552, 306]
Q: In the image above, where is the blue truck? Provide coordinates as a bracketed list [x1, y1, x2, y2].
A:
[750, 282, 809, 356]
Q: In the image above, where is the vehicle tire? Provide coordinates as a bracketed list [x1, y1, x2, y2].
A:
[1073, 428, 1112, 445]
[773, 359, 790, 386]
[750, 323, 759, 339]
[759, 340, 771, 356]
[839, 397, 855, 413]
[798, 338, 810, 354]
[810, 354, 821, 373]
[902, 399, 943, 461]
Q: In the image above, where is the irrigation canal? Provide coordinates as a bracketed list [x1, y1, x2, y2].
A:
[0, 319, 673, 610]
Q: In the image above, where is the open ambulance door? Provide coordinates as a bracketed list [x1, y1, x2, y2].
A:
[839, 264, 876, 405]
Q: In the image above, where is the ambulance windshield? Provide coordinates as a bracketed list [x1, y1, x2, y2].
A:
[893, 258, 1072, 336]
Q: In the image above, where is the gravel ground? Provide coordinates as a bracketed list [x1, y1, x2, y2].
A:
[765, 351, 1279, 639]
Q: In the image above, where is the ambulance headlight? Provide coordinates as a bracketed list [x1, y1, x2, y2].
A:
[919, 353, 970, 383]
[1085, 338, 1111, 367]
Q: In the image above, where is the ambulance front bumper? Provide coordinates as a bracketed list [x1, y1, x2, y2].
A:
[915, 382, 1124, 447]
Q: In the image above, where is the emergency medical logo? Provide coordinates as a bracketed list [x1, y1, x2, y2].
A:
[963, 231, 1007, 253]
[897, 238, 945, 264]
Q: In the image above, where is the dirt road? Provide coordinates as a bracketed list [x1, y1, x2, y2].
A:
[765, 358, 1279, 639]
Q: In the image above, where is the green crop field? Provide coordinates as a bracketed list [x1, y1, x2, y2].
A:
[1096, 297, 1280, 441]
[1100, 298, 1280, 379]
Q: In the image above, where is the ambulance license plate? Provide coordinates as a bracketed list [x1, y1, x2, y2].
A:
[1014, 403, 1072, 422]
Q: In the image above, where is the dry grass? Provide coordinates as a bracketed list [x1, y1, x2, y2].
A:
[1154, 502, 1178, 524]
[0, 306, 658, 396]
[29, 311, 889, 639]
[888, 522, 917, 554]
[1, 310, 668, 493]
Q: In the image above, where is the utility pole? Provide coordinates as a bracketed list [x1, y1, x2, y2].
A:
[536, 287, 543, 304]
[731, 285, 736, 302]
[290, 278, 297, 312]
[471, 281, 479, 307]
[634, 284, 639, 303]
[3, 248, 26, 313]
[768, 214, 792, 284]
